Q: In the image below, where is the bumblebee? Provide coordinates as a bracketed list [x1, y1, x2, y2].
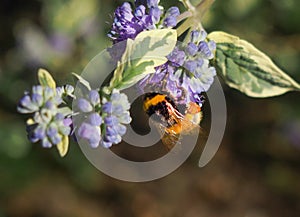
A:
[143, 93, 202, 150]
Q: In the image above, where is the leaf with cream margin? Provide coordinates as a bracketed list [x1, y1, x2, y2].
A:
[38, 68, 56, 90]
[110, 29, 177, 90]
[208, 31, 300, 97]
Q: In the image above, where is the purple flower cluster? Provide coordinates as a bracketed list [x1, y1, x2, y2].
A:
[76, 89, 131, 148]
[139, 30, 216, 105]
[77, 90, 102, 148]
[101, 90, 131, 148]
[108, 0, 180, 43]
[17, 85, 73, 147]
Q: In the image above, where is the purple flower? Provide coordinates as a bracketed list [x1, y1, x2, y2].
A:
[165, 7, 180, 17]
[198, 41, 214, 59]
[89, 113, 102, 126]
[191, 30, 200, 43]
[184, 60, 197, 73]
[138, 64, 187, 104]
[17, 85, 56, 114]
[18, 95, 39, 113]
[26, 112, 72, 147]
[78, 122, 101, 148]
[88, 90, 100, 106]
[76, 89, 131, 148]
[78, 98, 93, 112]
[191, 30, 207, 43]
[109, 1, 180, 43]
[109, 2, 155, 43]
[100, 89, 131, 148]
[167, 47, 185, 66]
[163, 7, 180, 28]
[139, 30, 216, 105]
[166, 79, 182, 99]
[75, 89, 102, 148]
[134, 5, 146, 19]
[147, 0, 159, 8]
[149, 7, 162, 24]
[18, 84, 73, 148]
[186, 42, 198, 56]
[163, 16, 177, 28]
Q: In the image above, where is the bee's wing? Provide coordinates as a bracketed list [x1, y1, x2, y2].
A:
[149, 118, 181, 151]
[161, 129, 181, 151]
[148, 118, 165, 137]
[149, 112, 202, 151]
[180, 117, 201, 135]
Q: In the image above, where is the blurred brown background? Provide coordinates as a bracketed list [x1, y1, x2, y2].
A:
[0, 0, 300, 216]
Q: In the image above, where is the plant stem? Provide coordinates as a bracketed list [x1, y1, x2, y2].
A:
[177, 18, 193, 36]
[177, 0, 215, 37]
[177, 10, 193, 23]
[195, 0, 215, 20]
[179, 0, 195, 12]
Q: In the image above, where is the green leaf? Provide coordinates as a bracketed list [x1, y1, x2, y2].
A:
[56, 135, 69, 157]
[110, 29, 177, 90]
[130, 28, 177, 62]
[109, 39, 133, 91]
[208, 31, 300, 97]
[115, 60, 160, 90]
[38, 68, 56, 90]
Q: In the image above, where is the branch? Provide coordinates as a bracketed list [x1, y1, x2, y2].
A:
[177, 0, 215, 36]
